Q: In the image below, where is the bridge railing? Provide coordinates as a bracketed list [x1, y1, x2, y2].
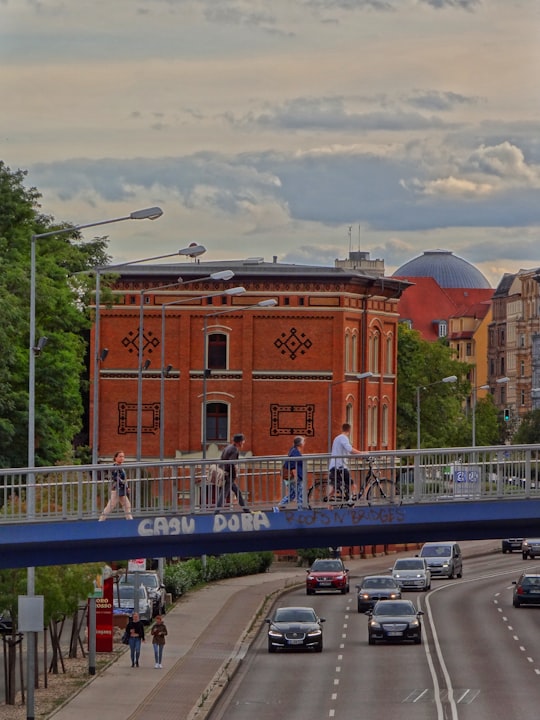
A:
[1, 443, 539, 523]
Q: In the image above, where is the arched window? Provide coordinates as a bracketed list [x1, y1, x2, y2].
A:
[346, 402, 353, 429]
[205, 402, 229, 442]
[344, 331, 351, 373]
[370, 404, 378, 447]
[352, 333, 358, 373]
[382, 404, 389, 446]
[386, 336, 393, 374]
[208, 333, 227, 369]
[370, 332, 380, 374]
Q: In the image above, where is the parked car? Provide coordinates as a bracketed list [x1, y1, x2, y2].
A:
[266, 606, 325, 652]
[366, 599, 423, 645]
[418, 541, 463, 578]
[306, 558, 350, 595]
[119, 571, 167, 616]
[113, 584, 153, 624]
[356, 575, 401, 612]
[521, 538, 540, 559]
[391, 558, 431, 591]
[512, 572, 540, 607]
[502, 538, 523, 554]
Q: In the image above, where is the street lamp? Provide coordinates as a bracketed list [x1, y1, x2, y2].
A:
[28, 206, 162, 719]
[416, 375, 457, 450]
[202, 299, 278, 459]
[158, 284, 246, 460]
[327, 372, 374, 452]
[472, 377, 509, 447]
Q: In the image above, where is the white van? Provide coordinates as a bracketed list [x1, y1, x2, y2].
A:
[418, 541, 463, 579]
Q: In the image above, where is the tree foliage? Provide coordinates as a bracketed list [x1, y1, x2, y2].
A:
[0, 161, 110, 467]
[512, 409, 540, 444]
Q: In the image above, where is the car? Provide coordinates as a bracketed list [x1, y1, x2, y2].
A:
[418, 541, 463, 578]
[356, 575, 401, 612]
[512, 572, 540, 607]
[113, 583, 153, 624]
[306, 558, 350, 595]
[119, 572, 167, 616]
[521, 538, 540, 559]
[502, 538, 523, 554]
[366, 599, 423, 645]
[266, 606, 325, 653]
[391, 558, 431, 591]
[0, 611, 13, 635]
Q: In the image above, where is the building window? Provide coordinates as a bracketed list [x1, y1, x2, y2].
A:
[205, 402, 229, 442]
[345, 332, 351, 373]
[346, 402, 353, 430]
[370, 332, 380, 374]
[521, 390, 525, 406]
[208, 333, 227, 369]
[386, 336, 393, 374]
[382, 404, 388, 446]
[352, 333, 358, 373]
[438, 321, 447, 338]
[520, 361, 525, 377]
[520, 334, 526, 348]
[500, 357, 505, 375]
[466, 342, 472, 357]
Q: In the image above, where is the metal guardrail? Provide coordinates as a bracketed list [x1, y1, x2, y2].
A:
[1, 444, 539, 524]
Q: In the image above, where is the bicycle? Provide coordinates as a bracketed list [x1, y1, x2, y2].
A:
[307, 457, 396, 507]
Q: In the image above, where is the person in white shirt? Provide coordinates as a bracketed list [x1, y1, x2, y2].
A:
[327, 423, 363, 501]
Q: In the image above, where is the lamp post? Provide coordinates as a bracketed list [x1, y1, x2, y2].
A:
[158, 284, 246, 460]
[471, 377, 509, 447]
[201, 299, 278, 459]
[28, 206, 162, 719]
[416, 375, 457, 450]
[327, 372, 374, 452]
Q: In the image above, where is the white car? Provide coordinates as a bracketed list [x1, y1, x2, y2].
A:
[113, 584, 153, 624]
[391, 557, 431, 591]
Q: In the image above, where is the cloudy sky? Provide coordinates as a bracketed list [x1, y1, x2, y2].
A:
[3, 0, 539, 287]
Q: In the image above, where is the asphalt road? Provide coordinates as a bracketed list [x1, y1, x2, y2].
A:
[209, 550, 540, 720]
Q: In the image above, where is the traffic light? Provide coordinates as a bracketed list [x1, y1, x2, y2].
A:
[504, 408, 510, 421]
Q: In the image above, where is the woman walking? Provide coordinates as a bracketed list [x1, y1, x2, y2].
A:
[126, 612, 145, 667]
[151, 615, 168, 668]
[99, 451, 133, 521]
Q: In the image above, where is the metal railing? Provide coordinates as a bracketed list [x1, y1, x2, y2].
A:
[1, 443, 539, 524]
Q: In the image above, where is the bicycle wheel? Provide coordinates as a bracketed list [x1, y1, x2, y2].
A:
[366, 478, 395, 502]
[307, 480, 332, 505]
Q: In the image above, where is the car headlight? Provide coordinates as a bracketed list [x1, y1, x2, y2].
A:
[390, 593, 399, 599]
[335, 574, 345, 581]
[394, 573, 401, 578]
[268, 629, 284, 638]
[360, 593, 370, 600]
[307, 629, 322, 637]
[307, 575, 315, 581]
[409, 619, 420, 628]
[369, 621, 381, 629]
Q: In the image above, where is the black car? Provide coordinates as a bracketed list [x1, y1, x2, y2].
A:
[521, 539, 540, 559]
[513, 573, 540, 607]
[502, 538, 523, 554]
[266, 606, 325, 653]
[356, 575, 401, 613]
[366, 599, 423, 645]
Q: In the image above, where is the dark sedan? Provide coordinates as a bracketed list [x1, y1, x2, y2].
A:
[513, 573, 540, 607]
[356, 575, 401, 613]
[522, 538, 540, 559]
[502, 538, 523, 554]
[266, 606, 325, 653]
[366, 599, 423, 645]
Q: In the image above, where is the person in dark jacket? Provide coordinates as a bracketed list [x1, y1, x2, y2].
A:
[215, 433, 250, 512]
[151, 615, 168, 668]
[126, 612, 145, 667]
[278, 436, 305, 508]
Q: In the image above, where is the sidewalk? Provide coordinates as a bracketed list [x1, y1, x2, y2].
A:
[49, 540, 499, 720]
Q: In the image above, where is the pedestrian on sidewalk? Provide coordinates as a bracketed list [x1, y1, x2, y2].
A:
[327, 423, 363, 502]
[126, 612, 145, 667]
[278, 436, 305, 509]
[99, 450, 133, 521]
[216, 433, 250, 512]
[151, 615, 168, 668]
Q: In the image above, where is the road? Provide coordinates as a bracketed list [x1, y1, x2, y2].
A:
[209, 550, 540, 719]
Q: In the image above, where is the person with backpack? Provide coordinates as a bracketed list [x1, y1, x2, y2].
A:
[278, 436, 305, 509]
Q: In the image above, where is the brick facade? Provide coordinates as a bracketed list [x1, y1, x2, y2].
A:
[91, 261, 409, 461]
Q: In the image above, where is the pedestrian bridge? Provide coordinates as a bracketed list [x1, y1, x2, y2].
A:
[1, 444, 539, 569]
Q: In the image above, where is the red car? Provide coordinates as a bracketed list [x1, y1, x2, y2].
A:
[306, 558, 350, 595]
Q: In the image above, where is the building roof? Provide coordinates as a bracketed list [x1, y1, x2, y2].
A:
[392, 250, 491, 289]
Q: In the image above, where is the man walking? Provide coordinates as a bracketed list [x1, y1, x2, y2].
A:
[216, 433, 250, 512]
[328, 423, 363, 502]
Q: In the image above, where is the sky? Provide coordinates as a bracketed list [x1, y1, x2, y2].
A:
[2, 0, 540, 288]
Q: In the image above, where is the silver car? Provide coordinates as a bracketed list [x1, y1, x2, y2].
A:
[113, 584, 153, 624]
[391, 558, 431, 591]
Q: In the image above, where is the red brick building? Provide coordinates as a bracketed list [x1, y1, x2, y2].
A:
[91, 259, 409, 461]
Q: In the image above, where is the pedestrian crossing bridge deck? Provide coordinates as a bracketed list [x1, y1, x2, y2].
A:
[1, 445, 539, 569]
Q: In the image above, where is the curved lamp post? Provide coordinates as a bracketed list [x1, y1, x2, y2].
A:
[28, 206, 162, 718]
[327, 372, 374, 452]
[158, 283, 246, 460]
[201, 299, 278, 459]
[416, 375, 457, 450]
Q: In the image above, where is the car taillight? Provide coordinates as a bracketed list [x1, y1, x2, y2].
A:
[517, 586, 525, 595]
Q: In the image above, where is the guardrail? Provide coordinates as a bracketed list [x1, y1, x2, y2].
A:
[1, 444, 539, 524]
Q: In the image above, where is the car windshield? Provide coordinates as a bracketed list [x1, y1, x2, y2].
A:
[274, 608, 316, 623]
[420, 545, 451, 557]
[117, 585, 145, 600]
[395, 560, 423, 570]
[121, 574, 159, 589]
[363, 578, 395, 588]
[522, 577, 540, 587]
[312, 561, 343, 572]
[374, 602, 415, 616]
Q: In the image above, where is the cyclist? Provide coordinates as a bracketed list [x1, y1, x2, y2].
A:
[327, 423, 363, 502]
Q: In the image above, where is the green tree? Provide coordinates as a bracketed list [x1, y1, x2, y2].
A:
[513, 409, 540, 444]
[0, 162, 110, 467]
[397, 324, 469, 449]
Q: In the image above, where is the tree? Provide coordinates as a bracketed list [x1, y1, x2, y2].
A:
[0, 162, 110, 467]
[513, 409, 540, 444]
[396, 324, 470, 449]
